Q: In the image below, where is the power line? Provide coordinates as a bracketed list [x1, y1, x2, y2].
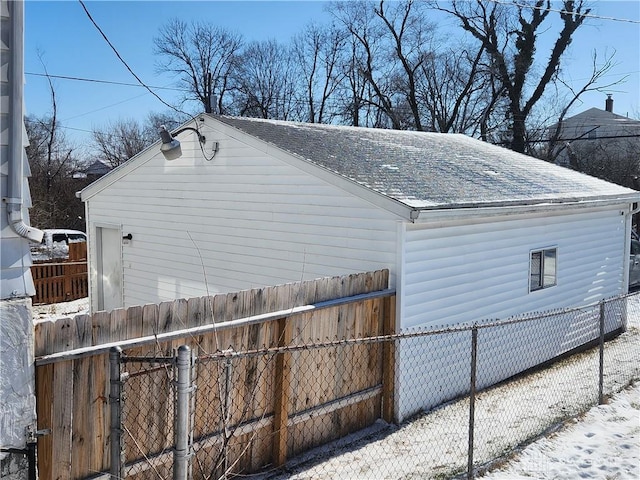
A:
[25, 72, 186, 92]
[77, 0, 212, 159]
[486, 0, 640, 24]
[77, 0, 187, 116]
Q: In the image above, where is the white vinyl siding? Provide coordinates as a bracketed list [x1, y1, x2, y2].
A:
[87, 135, 399, 309]
[395, 207, 627, 420]
[400, 208, 626, 330]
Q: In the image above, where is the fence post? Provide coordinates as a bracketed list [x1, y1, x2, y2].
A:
[109, 346, 123, 480]
[175, 345, 193, 480]
[382, 295, 396, 423]
[63, 263, 72, 300]
[272, 317, 293, 467]
[221, 351, 234, 477]
[468, 326, 478, 480]
[598, 301, 605, 405]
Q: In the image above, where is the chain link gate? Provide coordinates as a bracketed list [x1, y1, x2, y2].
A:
[109, 345, 196, 480]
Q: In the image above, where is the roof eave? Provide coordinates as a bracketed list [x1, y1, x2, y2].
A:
[410, 194, 640, 223]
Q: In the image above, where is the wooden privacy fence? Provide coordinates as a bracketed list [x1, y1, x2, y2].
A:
[31, 242, 88, 304]
[34, 270, 395, 480]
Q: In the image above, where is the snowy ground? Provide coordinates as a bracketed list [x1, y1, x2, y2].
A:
[33, 296, 640, 479]
[482, 382, 639, 479]
[32, 296, 89, 320]
[264, 296, 640, 480]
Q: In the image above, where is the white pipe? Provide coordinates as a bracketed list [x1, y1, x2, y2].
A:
[6, 0, 43, 243]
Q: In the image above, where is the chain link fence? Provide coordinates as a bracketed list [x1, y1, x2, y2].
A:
[109, 293, 640, 479]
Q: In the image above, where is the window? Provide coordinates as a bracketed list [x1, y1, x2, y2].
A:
[530, 248, 557, 292]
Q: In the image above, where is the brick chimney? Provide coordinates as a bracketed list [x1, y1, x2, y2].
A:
[605, 94, 613, 113]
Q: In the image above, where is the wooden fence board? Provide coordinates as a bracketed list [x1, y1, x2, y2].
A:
[90, 310, 110, 346]
[52, 361, 73, 480]
[109, 308, 128, 343]
[187, 296, 205, 328]
[34, 270, 393, 479]
[141, 303, 159, 337]
[35, 363, 53, 480]
[31, 258, 88, 305]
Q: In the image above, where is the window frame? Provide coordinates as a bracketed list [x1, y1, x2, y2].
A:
[529, 246, 558, 293]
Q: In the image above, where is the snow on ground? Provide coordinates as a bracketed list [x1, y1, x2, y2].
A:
[482, 382, 640, 479]
[32, 296, 89, 321]
[265, 296, 640, 480]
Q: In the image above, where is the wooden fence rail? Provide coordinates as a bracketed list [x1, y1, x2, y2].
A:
[34, 270, 394, 480]
[31, 242, 88, 305]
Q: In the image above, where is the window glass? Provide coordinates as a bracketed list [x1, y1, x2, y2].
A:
[543, 249, 557, 287]
[530, 251, 542, 291]
[530, 248, 557, 292]
[52, 234, 68, 245]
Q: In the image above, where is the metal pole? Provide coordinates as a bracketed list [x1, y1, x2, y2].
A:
[221, 352, 233, 479]
[174, 345, 192, 480]
[468, 327, 478, 480]
[598, 301, 605, 405]
[109, 346, 123, 480]
[189, 349, 198, 480]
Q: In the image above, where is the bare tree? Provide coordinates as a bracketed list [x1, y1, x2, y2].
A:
[418, 42, 497, 134]
[437, 0, 591, 153]
[562, 135, 640, 188]
[232, 39, 299, 120]
[25, 60, 87, 230]
[331, 0, 406, 129]
[292, 22, 347, 123]
[144, 110, 190, 140]
[154, 19, 243, 114]
[26, 115, 87, 230]
[91, 118, 151, 168]
[332, 26, 377, 127]
[373, 0, 435, 131]
[543, 52, 621, 162]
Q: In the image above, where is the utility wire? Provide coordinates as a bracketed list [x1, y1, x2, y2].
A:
[76, 0, 215, 159]
[486, 0, 640, 24]
[77, 0, 187, 117]
[25, 72, 186, 92]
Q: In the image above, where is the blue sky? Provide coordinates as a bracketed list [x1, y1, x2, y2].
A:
[23, 1, 640, 151]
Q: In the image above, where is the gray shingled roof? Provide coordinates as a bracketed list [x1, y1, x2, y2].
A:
[214, 115, 639, 210]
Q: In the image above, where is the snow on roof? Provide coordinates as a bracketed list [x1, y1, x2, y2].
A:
[560, 107, 640, 127]
[215, 115, 639, 210]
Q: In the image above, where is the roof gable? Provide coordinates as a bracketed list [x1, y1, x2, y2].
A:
[213, 115, 638, 210]
[81, 114, 639, 210]
[559, 107, 640, 129]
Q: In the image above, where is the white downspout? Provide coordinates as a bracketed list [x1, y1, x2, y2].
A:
[4, 0, 42, 243]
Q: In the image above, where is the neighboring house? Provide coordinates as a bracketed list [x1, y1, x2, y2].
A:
[549, 96, 640, 188]
[1, 0, 43, 476]
[81, 114, 640, 420]
[73, 159, 112, 181]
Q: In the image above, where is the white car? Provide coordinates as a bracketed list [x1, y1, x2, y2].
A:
[30, 229, 87, 261]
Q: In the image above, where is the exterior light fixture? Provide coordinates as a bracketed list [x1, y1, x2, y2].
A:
[159, 125, 206, 160]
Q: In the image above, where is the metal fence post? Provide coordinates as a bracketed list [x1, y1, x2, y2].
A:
[598, 301, 606, 405]
[222, 352, 234, 478]
[468, 326, 478, 480]
[109, 346, 123, 480]
[175, 345, 192, 480]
